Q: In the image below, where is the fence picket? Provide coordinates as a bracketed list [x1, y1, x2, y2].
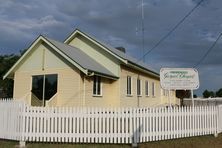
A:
[0, 100, 222, 144]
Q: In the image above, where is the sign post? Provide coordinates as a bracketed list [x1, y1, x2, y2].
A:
[168, 89, 171, 107]
[160, 68, 199, 107]
[191, 90, 194, 107]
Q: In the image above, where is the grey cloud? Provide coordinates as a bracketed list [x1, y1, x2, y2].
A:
[0, 0, 222, 95]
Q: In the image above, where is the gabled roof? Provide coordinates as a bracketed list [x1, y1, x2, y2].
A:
[3, 35, 117, 80]
[64, 29, 159, 77]
[4, 29, 159, 80]
[45, 37, 117, 78]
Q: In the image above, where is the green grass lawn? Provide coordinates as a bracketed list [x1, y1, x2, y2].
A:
[1, 134, 222, 148]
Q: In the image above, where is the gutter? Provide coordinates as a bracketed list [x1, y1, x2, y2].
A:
[87, 71, 119, 80]
[127, 61, 159, 78]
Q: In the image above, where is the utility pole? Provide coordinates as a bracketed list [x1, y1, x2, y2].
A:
[141, 0, 145, 63]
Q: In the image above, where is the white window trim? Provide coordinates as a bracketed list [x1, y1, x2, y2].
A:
[145, 80, 149, 97]
[126, 76, 133, 96]
[137, 78, 142, 97]
[92, 76, 102, 97]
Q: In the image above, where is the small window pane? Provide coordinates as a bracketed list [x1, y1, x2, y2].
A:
[127, 76, 132, 95]
[152, 82, 155, 96]
[32, 75, 43, 100]
[93, 76, 97, 95]
[145, 81, 149, 96]
[93, 76, 101, 96]
[137, 79, 141, 96]
[45, 74, 57, 100]
[97, 76, 101, 95]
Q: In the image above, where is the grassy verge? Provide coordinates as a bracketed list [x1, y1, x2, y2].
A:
[1, 134, 222, 148]
[139, 134, 222, 148]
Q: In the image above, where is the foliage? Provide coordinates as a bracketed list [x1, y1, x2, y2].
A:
[216, 88, 222, 97]
[176, 90, 191, 106]
[0, 54, 20, 98]
[203, 89, 215, 98]
[176, 90, 191, 99]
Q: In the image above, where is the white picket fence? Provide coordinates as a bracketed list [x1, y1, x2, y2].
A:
[0, 99, 221, 144]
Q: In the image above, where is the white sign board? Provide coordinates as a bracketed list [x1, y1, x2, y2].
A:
[160, 68, 199, 90]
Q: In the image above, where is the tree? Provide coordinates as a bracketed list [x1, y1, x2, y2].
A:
[216, 88, 222, 97]
[176, 90, 191, 106]
[203, 89, 215, 98]
[0, 54, 20, 98]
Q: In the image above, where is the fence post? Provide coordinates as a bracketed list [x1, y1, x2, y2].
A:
[132, 108, 138, 147]
[214, 105, 219, 137]
[19, 102, 26, 147]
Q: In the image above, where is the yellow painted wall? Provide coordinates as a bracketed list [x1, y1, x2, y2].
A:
[83, 76, 120, 107]
[13, 42, 83, 107]
[119, 65, 179, 107]
[13, 71, 31, 103]
[161, 89, 180, 106]
[13, 38, 179, 108]
[68, 35, 120, 77]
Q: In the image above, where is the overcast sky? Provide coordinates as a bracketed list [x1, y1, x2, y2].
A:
[0, 0, 222, 96]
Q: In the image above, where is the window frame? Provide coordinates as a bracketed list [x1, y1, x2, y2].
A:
[145, 80, 149, 97]
[152, 82, 155, 97]
[31, 74, 58, 106]
[137, 78, 142, 97]
[126, 76, 133, 96]
[93, 75, 102, 97]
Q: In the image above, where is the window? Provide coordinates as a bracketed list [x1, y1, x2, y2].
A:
[45, 74, 58, 100]
[32, 74, 58, 105]
[152, 82, 155, 97]
[137, 78, 142, 96]
[127, 76, 132, 95]
[145, 81, 149, 96]
[32, 75, 44, 100]
[93, 76, 102, 96]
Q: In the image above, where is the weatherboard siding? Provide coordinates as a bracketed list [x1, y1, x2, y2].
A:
[13, 71, 31, 103]
[12, 41, 120, 107]
[13, 43, 83, 107]
[161, 90, 179, 106]
[119, 65, 179, 107]
[68, 35, 120, 77]
[56, 68, 82, 107]
[11, 31, 179, 108]
[83, 76, 120, 107]
[16, 44, 69, 72]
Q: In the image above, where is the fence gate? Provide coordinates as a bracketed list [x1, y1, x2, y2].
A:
[219, 105, 222, 133]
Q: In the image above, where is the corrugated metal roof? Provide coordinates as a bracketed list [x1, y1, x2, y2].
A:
[44, 37, 117, 78]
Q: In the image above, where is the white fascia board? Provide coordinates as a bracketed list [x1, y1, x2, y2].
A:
[64, 29, 128, 64]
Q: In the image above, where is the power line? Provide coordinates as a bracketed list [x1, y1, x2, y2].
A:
[193, 33, 222, 68]
[137, 0, 204, 63]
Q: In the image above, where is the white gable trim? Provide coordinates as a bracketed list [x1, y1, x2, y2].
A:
[3, 36, 42, 79]
[64, 29, 128, 64]
[3, 36, 88, 79]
